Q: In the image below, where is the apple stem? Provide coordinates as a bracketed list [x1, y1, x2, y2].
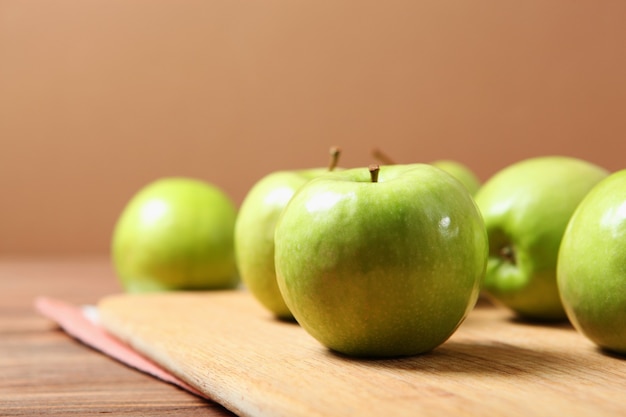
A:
[369, 164, 380, 183]
[500, 246, 516, 264]
[371, 147, 396, 165]
[328, 146, 341, 171]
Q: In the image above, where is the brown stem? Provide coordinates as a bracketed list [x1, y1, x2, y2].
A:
[500, 245, 516, 264]
[328, 146, 341, 171]
[369, 164, 380, 183]
[371, 147, 396, 165]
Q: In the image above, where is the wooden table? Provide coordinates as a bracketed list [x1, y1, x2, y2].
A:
[0, 258, 233, 416]
[4, 258, 626, 416]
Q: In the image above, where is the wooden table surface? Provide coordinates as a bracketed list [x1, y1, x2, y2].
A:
[0, 257, 233, 416]
[5, 258, 626, 416]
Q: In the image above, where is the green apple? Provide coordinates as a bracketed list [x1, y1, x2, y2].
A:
[370, 147, 481, 195]
[431, 160, 481, 196]
[274, 163, 488, 357]
[234, 147, 341, 319]
[475, 156, 609, 321]
[112, 177, 239, 292]
[558, 169, 626, 354]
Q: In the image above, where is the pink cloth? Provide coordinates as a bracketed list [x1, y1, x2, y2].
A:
[34, 296, 208, 399]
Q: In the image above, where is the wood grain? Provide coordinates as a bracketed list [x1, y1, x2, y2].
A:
[99, 291, 626, 417]
[0, 258, 233, 416]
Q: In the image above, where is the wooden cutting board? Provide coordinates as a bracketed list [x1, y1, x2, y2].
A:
[98, 290, 626, 417]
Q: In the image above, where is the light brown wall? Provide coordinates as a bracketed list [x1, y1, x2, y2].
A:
[2, 0, 625, 255]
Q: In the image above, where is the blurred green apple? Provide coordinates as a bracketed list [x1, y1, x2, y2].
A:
[234, 148, 341, 319]
[275, 164, 488, 357]
[431, 160, 481, 196]
[475, 156, 609, 321]
[112, 177, 239, 292]
[558, 169, 626, 354]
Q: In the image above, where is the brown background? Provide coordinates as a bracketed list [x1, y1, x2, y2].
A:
[1, 0, 625, 256]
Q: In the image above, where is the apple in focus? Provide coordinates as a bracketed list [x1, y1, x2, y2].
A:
[558, 169, 626, 354]
[474, 156, 609, 321]
[234, 148, 341, 319]
[274, 164, 488, 357]
[112, 177, 239, 292]
[370, 148, 481, 194]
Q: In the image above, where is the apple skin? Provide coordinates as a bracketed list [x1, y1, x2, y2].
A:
[235, 168, 331, 319]
[112, 177, 239, 293]
[431, 160, 481, 196]
[474, 156, 609, 321]
[558, 170, 626, 354]
[274, 164, 488, 358]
